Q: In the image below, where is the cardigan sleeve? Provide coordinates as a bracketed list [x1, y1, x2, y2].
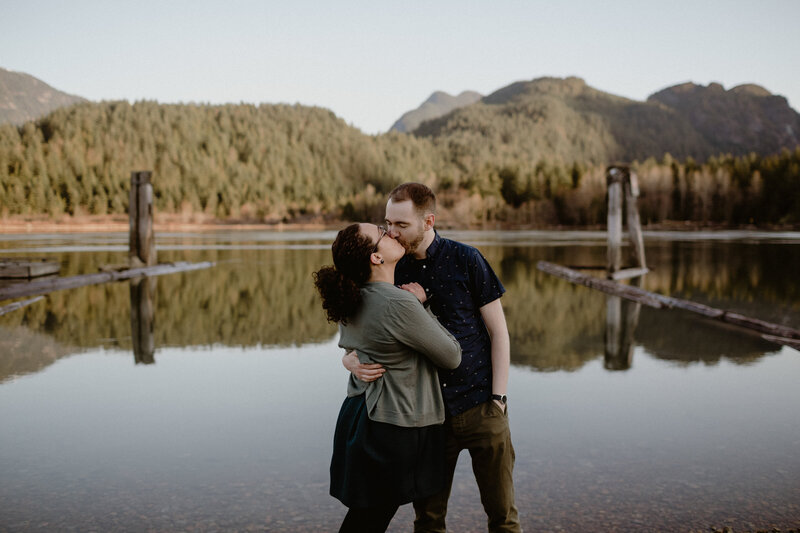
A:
[383, 295, 462, 370]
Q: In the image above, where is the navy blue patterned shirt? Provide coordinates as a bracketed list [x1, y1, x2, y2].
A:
[395, 231, 505, 416]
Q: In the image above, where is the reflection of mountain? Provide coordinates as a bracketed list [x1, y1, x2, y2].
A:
[1, 239, 798, 380]
[0, 325, 76, 382]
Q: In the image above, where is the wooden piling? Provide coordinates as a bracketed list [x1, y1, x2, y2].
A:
[606, 168, 624, 275]
[129, 171, 156, 266]
[624, 171, 646, 271]
[606, 165, 648, 279]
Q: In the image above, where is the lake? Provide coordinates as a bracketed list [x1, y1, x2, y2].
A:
[1, 230, 799, 532]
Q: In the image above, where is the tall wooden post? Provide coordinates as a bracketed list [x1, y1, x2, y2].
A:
[624, 171, 647, 271]
[606, 167, 624, 275]
[607, 165, 648, 280]
[129, 171, 156, 267]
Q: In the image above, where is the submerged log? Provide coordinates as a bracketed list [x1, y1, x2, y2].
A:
[537, 261, 800, 346]
[0, 262, 214, 302]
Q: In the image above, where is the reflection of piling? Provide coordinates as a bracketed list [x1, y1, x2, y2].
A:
[606, 166, 647, 280]
[130, 276, 156, 364]
[604, 278, 642, 370]
[129, 171, 156, 267]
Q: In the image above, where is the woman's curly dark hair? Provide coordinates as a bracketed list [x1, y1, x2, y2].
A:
[313, 223, 375, 323]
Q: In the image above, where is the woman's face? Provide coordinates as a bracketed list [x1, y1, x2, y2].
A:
[359, 223, 404, 264]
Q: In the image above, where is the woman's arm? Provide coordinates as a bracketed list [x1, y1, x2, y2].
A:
[385, 297, 461, 369]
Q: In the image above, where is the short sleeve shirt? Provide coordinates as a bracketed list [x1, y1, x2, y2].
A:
[394, 231, 505, 415]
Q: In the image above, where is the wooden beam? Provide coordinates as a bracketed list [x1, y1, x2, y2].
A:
[610, 267, 650, 281]
[537, 260, 665, 309]
[0, 262, 214, 302]
[537, 261, 800, 344]
[0, 296, 44, 316]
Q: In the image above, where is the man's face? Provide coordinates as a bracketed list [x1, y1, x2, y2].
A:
[385, 199, 426, 255]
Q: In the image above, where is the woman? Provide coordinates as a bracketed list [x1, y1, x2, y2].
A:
[313, 223, 461, 533]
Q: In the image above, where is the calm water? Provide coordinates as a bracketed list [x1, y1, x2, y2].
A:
[1, 230, 799, 532]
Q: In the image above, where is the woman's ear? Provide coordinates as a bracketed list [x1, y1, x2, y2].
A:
[370, 252, 384, 265]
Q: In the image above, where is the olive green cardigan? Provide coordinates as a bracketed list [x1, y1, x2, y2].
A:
[339, 281, 461, 427]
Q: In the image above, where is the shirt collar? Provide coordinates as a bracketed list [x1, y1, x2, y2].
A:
[424, 230, 443, 259]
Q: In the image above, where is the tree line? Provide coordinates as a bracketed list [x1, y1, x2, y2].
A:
[0, 100, 798, 227]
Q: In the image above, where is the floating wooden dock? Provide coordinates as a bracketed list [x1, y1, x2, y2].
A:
[0, 258, 60, 279]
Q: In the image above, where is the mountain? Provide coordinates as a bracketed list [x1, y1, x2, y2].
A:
[412, 77, 800, 163]
[0, 67, 86, 125]
[389, 90, 482, 133]
[648, 81, 800, 157]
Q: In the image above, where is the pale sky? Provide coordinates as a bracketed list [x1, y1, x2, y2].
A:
[2, 0, 798, 134]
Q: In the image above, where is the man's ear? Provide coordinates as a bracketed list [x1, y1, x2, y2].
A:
[424, 213, 435, 231]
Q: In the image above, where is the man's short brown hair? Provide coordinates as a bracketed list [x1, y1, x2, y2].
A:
[388, 182, 436, 216]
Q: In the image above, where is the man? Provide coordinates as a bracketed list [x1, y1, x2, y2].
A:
[343, 182, 521, 532]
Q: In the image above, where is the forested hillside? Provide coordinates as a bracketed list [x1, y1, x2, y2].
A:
[1, 84, 799, 227]
[0, 101, 445, 221]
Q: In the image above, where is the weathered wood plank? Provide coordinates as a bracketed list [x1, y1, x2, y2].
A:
[0, 259, 60, 279]
[0, 296, 44, 316]
[0, 262, 214, 302]
[537, 260, 800, 343]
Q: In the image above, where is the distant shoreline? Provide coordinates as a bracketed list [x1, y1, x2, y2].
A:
[0, 215, 795, 234]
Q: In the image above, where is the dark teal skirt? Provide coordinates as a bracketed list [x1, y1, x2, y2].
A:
[330, 394, 446, 508]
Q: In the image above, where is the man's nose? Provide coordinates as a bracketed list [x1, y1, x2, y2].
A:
[387, 226, 399, 238]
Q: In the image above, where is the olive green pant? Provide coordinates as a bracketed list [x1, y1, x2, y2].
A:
[413, 400, 521, 533]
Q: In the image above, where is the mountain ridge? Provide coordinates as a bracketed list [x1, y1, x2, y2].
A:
[409, 76, 799, 163]
[0, 67, 86, 125]
[389, 90, 482, 133]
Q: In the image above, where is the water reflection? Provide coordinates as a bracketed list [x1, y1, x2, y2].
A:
[604, 295, 641, 371]
[1, 233, 798, 383]
[130, 277, 156, 364]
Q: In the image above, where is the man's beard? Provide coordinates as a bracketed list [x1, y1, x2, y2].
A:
[399, 228, 424, 255]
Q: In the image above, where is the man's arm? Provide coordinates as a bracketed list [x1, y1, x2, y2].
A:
[342, 351, 385, 382]
[480, 298, 510, 412]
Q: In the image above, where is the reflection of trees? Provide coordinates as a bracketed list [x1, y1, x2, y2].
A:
[497, 241, 799, 372]
[0, 247, 336, 355]
[1, 239, 798, 380]
[499, 248, 606, 371]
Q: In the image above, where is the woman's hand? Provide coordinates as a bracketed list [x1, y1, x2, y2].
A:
[400, 282, 427, 304]
[342, 350, 385, 382]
